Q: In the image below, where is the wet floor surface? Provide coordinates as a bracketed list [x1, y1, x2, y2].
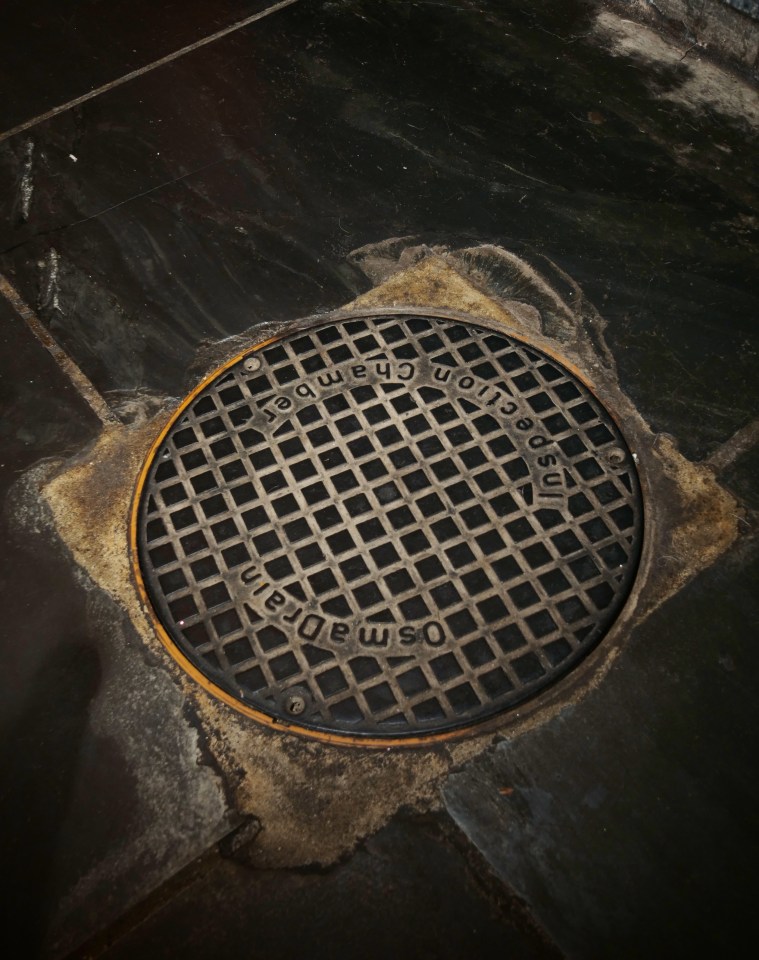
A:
[1, 0, 758, 956]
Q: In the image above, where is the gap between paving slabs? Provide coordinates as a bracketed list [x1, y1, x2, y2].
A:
[20, 245, 742, 880]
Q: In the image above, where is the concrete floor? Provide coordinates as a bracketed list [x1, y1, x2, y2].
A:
[1, 1, 758, 957]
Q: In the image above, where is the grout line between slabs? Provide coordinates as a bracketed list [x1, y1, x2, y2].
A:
[706, 416, 759, 475]
[0, 272, 120, 426]
[0, 0, 301, 144]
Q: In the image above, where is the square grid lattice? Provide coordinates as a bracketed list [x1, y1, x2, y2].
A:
[140, 315, 641, 735]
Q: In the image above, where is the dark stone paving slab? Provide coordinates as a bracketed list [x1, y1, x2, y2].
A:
[0, 1, 286, 132]
[90, 814, 560, 960]
[0, 0, 756, 457]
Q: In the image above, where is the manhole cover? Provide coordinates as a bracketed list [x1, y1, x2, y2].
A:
[133, 313, 643, 742]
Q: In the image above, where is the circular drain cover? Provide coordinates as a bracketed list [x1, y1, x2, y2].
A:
[134, 313, 643, 741]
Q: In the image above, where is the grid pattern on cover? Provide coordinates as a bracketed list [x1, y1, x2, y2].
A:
[137, 315, 643, 737]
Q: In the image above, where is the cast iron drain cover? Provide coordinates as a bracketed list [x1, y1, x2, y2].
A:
[134, 313, 642, 742]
